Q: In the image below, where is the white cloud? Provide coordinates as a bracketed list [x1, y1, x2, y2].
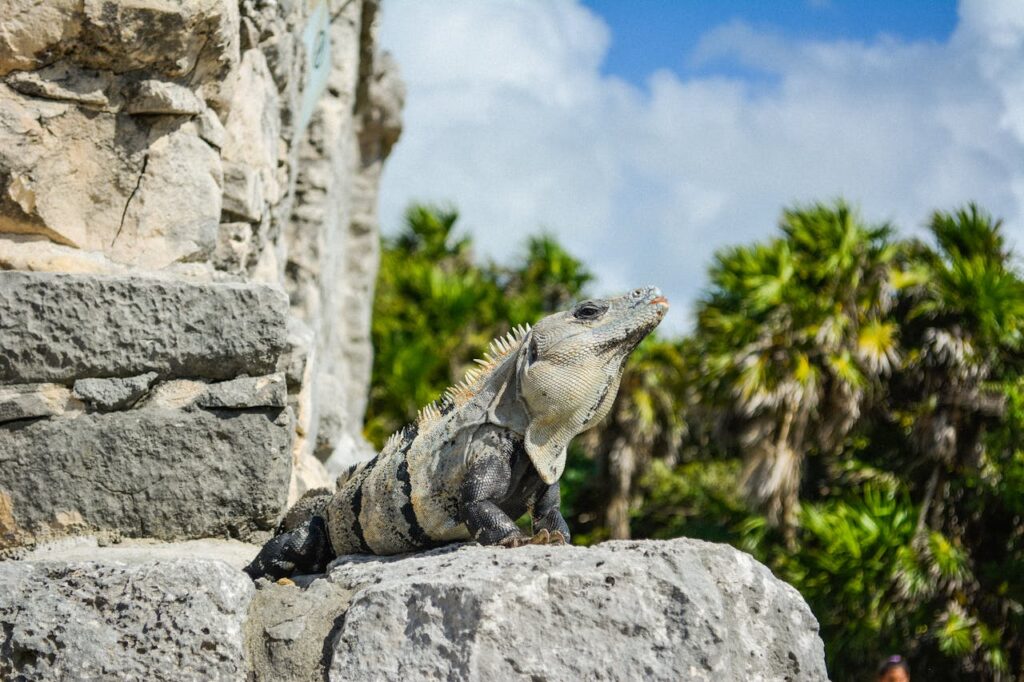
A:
[378, 0, 1024, 333]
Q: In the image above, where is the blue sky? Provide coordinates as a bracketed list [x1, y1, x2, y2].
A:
[585, 1, 958, 84]
[379, 0, 1024, 334]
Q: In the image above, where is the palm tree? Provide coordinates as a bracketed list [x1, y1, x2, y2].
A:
[897, 206, 1024, 535]
[693, 201, 897, 541]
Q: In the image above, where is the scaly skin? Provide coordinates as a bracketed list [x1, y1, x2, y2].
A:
[245, 287, 668, 581]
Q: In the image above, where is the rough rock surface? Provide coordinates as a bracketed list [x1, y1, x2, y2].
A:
[21, 535, 259, 569]
[247, 572, 353, 682]
[0, 272, 289, 383]
[201, 374, 288, 409]
[247, 539, 829, 682]
[73, 372, 158, 410]
[0, 547, 254, 682]
[0, 383, 81, 423]
[0, 538, 829, 681]
[0, 408, 291, 549]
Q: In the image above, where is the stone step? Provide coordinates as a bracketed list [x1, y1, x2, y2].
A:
[1, 408, 291, 550]
[0, 272, 289, 384]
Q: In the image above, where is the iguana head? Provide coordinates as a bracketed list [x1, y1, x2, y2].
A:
[516, 286, 669, 483]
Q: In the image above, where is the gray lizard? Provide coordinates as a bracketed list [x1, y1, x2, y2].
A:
[244, 286, 669, 580]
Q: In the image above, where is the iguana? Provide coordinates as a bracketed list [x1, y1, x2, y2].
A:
[244, 287, 669, 580]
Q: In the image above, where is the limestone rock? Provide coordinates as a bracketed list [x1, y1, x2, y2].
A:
[0, 0, 240, 92]
[0, 272, 289, 383]
[288, 450, 335, 508]
[0, 552, 254, 681]
[222, 162, 265, 223]
[0, 383, 81, 423]
[221, 48, 281, 221]
[1, 0, 403, 501]
[0, 539, 828, 681]
[5, 64, 112, 108]
[316, 540, 829, 681]
[0, 234, 130, 274]
[22, 535, 260, 570]
[133, 375, 287, 411]
[73, 372, 158, 411]
[126, 79, 205, 115]
[246, 573, 352, 682]
[200, 374, 288, 409]
[0, 84, 222, 267]
[323, 430, 376, 479]
[197, 106, 227, 148]
[140, 379, 210, 410]
[0, 408, 291, 548]
[112, 116, 223, 267]
[0, 0, 80, 76]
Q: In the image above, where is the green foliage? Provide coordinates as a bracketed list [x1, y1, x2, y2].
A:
[630, 459, 748, 545]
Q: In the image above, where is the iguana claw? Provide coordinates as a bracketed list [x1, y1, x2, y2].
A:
[498, 533, 529, 548]
[547, 530, 567, 545]
[498, 529, 566, 548]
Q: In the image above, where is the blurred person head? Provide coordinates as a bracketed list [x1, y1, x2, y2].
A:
[876, 655, 910, 682]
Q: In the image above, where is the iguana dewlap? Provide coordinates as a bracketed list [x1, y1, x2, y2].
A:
[245, 287, 668, 580]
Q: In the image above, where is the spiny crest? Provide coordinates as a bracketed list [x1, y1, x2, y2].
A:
[381, 429, 406, 454]
[416, 401, 443, 425]
[415, 323, 532, 430]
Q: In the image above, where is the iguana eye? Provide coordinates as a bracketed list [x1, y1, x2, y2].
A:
[573, 302, 605, 320]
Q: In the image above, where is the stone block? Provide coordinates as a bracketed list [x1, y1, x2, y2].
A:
[0, 408, 291, 548]
[201, 374, 287, 409]
[0, 552, 254, 681]
[0, 0, 240, 89]
[0, 272, 289, 383]
[73, 372, 158, 411]
[126, 80, 205, 115]
[0, 84, 223, 268]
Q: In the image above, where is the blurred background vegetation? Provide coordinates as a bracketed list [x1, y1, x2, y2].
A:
[365, 201, 1024, 682]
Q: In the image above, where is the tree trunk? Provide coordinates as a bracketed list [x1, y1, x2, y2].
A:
[605, 438, 636, 539]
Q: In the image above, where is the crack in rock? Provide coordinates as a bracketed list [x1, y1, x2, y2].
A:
[111, 153, 149, 247]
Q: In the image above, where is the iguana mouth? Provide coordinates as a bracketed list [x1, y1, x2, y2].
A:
[650, 295, 669, 307]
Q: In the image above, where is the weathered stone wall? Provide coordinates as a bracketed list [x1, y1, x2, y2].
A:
[0, 0, 403, 551]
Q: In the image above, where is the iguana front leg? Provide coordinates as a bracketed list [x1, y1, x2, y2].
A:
[461, 452, 528, 546]
[531, 481, 570, 545]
